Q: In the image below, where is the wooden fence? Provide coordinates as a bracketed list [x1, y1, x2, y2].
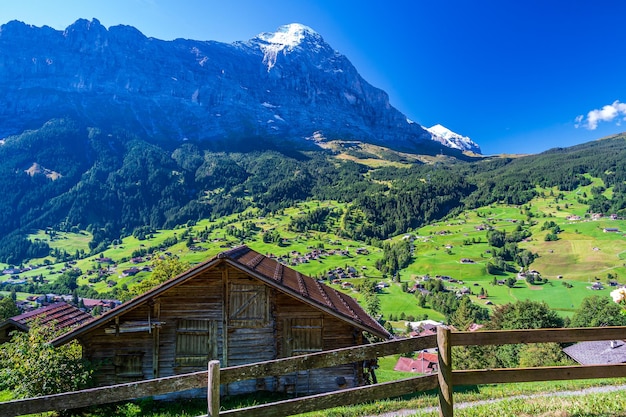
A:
[2, 326, 626, 417]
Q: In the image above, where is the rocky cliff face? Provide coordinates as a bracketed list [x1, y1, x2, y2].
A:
[0, 19, 480, 154]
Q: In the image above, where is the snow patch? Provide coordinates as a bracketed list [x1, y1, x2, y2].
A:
[426, 124, 481, 153]
[344, 92, 356, 104]
[274, 114, 285, 122]
[257, 23, 320, 71]
[261, 102, 278, 108]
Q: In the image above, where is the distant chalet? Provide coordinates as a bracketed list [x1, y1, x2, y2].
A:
[564, 340, 626, 365]
[0, 301, 92, 344]
[52, 245, 389, 397]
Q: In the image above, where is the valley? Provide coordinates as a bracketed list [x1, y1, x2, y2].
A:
[3, 173, 624, 326]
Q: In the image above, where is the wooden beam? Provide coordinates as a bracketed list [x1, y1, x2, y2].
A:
[0, 371, 207, 417]
[220, 335, 437, 384]
[451, 326, 626, 346]
[222, 266, 229, 368]
[208, 360, 221, 417]
[217, 374, 438, 417]
[153, 301, 161, 378]
[437, 326, 453, 417]
[453, 363, 626, 386]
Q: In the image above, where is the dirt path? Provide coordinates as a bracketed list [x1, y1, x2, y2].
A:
[366, 384, 626, 417]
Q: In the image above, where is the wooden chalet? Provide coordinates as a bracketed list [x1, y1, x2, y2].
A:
[0, 301, 93, 344]
[52, 246, 390, 396]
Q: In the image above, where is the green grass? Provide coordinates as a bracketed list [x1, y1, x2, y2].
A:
[12, 178, 626, 324]
[58, 379, 626, 417]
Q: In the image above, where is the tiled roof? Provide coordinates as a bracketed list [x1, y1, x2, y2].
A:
[563, 340, 626, 365]
[7, 302, 92, 330]
[394, 354, 438, 374]
[219, 246, 389, 338]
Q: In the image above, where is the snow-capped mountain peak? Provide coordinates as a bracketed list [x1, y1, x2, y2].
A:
[426, 124, 481, 153]
[257, 23, 319, 47]
[256, 23, 323, 71]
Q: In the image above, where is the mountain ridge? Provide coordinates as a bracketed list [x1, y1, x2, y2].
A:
[0, 19, 480, 154]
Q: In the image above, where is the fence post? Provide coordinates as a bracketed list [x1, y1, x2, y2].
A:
[208, 360, 221, 417]
[437, 326, 453, 417]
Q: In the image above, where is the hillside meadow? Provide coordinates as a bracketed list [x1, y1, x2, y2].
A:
[0, 178, 624, 324]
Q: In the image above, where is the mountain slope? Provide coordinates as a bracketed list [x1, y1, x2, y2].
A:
[0, 19, 468, 155]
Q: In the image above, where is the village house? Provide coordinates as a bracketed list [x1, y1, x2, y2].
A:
[563, 340, 626, 365]
[52, 246, 390, 397]
[0, 301, 92, 344]
[394, 352, 438, 374]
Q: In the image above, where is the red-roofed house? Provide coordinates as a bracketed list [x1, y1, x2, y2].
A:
[0, 301, 93, 344]
[52, 246, 390, 397]
[394, 351, 439, 374]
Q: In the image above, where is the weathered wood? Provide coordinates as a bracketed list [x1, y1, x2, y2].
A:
[437, 326, 453, 417]
[451, 326, 626, 346]
[208, 360, 220, 417]
[153, 301, 160, 377]
[222, 266, 229, 368]
[10, 326, 626, 417]
[218, 374, 439, 417]
[220, 335, 437, 384]
[0, 371, 207, 417]
[453, 363, 626, 386]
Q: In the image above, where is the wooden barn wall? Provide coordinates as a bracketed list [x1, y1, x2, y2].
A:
[78, 263, 367, 396]
[224, 268, 277, 395]
[156, 268, 223, 377]
[273, 290, 362, 394]
[80, 304, 155, 386]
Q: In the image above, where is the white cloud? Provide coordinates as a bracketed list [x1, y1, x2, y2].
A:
[576, 100, 626, 130]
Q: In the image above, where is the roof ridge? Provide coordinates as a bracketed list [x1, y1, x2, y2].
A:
[272, 262, 284, 283]
[313, 279, 335, 309]
[296, 272, 308, 297]
[218, 245, 250, 259]
[334, 290, 362, 324]
[246, 253, 265, 269]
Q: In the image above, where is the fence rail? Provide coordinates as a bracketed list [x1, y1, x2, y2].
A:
[1, 326, 625, 417]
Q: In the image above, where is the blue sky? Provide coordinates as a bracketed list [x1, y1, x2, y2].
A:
[4, 0, 626, 155]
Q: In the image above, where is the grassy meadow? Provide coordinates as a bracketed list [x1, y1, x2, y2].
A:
[2, 178, 625, 325]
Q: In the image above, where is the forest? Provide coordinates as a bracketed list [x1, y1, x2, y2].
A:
[1, 118, 625, 265]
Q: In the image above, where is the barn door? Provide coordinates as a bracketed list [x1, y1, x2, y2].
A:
[283, 317, 323, 356]
[175, 319, 218, 368]
[228, 283, 268, 328]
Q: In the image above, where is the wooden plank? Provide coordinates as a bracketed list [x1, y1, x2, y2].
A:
[153, 301, 160, 378]
[208, 360, 220, 417]
[222, 266, 229, 367]
[220, 335, 437, 384]
[453, 363, 626, 386]
[451, 326, 626, 346]
[217, 374, 438, 417]
[437, 326, 453, 417]
[0, 371, 207, 417]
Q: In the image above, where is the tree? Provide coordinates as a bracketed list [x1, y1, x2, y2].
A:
[488, 300, 564, 368]
[0, 296, 19, 320]
[518, 343, 572, 368]
[363, 290, 381, 317]
[0, 320, 94, 398]
[122, 255, 191, 300]
[570, 296, 626, 327]
[487, 229, 506, 248]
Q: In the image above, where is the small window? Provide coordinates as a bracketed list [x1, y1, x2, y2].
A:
[175, 319, 217, 368]
[114, 351, 144, 378]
